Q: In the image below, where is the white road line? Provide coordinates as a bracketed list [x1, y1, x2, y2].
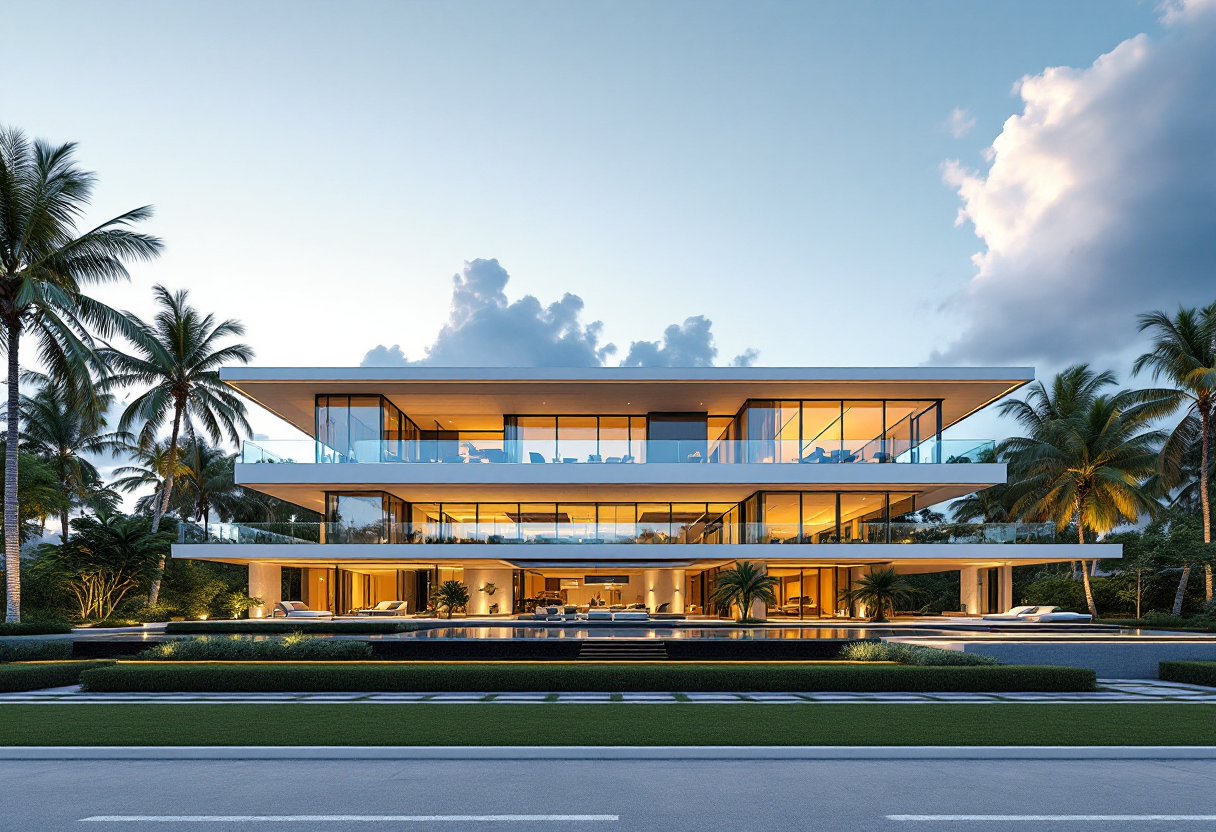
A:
[80, 815, 618, 823]
[888, 816, 1216, 822]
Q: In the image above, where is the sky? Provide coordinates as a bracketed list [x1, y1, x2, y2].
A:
[2, 0, 1214, 444]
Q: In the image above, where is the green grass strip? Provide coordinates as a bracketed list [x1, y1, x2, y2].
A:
[0, 703, 1210, 746]
[79, 662, 1096, 693]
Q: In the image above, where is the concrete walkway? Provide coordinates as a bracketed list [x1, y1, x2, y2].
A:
[1, 679, 1214, 704]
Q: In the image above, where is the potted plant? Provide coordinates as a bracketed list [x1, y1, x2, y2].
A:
[435, 580, 471, 619]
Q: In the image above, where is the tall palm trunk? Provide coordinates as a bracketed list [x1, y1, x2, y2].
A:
[1076, 508, 1097, 619]
[4, 323, 20, 623]
[1202, 406, 1212, 601]
[146, 403, 183, 605]
[1173, 562, 1191, 617]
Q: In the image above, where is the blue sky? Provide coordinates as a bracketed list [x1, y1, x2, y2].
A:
[3, 0, 1214, 438]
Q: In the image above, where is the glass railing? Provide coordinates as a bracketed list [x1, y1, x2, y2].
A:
[240, 438, 997, 465]
[187, 521, 1055, 546]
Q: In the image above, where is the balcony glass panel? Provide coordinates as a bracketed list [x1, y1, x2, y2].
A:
[517, 417, 556, 464]
[672, 503, 710, 543]
[557, 504, 596, 542]
[478, 504, 519, 543]
[190, 519, 1059, 546]
[599, 417, 630, 463]
[630, 417, 647, 462]
[597, 504, 636, 543]
[517, 504, 558, 542]
[637, 503, 671, 543]
[842, 401, 885, 463]
[839, 493, 886, 542]
[443, 504, 478, 543]
[800, 401, 842, 463]
[241, 437, 996, 464]
[556, 417, 598, 464]
[762, 492, 800, 544]
[801, 492, 837, 543]
[411, 504, 441, 543]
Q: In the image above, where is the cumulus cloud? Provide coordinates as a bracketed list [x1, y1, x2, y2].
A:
[362, 259, 757, 367]
[934, 0, 1216, 365]
[947, 107, 977, 139]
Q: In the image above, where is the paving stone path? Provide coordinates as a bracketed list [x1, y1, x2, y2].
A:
[1, 679, 1215, 704]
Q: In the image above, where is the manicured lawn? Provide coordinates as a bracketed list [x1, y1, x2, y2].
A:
[0, 703, 1210, 746]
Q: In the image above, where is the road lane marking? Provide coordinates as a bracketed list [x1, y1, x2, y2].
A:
[80, 815, 618, 823]
[889, 816, 1216, 822]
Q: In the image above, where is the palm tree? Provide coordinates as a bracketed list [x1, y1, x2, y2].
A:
[840, 566, 919, 622]
[950, 448, 1014, 524]
[710, 560, 779, 621]
[175, 440, 238, 525]
[1000, 365, 1167, 618]
[1133, 303, 1216, 600]
[102, 286, 253, 604]
[19, 374, 123, 543]
[0, 127, 161, 622]
[110, 438, 193, 516]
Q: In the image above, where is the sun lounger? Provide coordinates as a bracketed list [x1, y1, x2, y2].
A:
[981, 605, 1037, 621]
[587, 609, 613, 621]
[612, 610, 649, 621]
[355, 601, 407, 616]
[273, 601, 333, 618]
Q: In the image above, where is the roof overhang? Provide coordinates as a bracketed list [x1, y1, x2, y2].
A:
[221, 366, 1035, 434]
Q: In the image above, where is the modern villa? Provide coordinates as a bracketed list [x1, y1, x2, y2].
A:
[173, 367, 1112, 619]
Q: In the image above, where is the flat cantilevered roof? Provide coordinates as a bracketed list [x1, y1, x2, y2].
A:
[221, 366, 1034, 434]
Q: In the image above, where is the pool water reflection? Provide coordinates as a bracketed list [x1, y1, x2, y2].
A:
[396, 626, 951, 640]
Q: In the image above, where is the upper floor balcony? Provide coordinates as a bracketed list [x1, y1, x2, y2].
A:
[240, 437, 996, 466]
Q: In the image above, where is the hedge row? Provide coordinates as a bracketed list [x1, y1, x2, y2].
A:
[165, 621, 420, 635]
[0, 623, 73, 637]
[0, 640, 73, 662]
[0, 661, 114, 693]
[1159, 661, 1216, 687]
[79, 661, 1097, 693]
[139, 636, 372, 661]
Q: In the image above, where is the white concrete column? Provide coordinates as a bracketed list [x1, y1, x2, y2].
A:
[463, 568, 515, 616]
[643, 569, 687, 613]
[670, 569, 686, 614]
[247, 563, 281, 619]
[960, 566, 981, 615]
[999, 565, 1014, 613]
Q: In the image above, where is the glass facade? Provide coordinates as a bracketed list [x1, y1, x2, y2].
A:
[312, 490, 1044, 547]
[277, 396, 967, 466]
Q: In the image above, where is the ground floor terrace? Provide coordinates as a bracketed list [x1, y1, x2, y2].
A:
[173, 545, 1108, 620]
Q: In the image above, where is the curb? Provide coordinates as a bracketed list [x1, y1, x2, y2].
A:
[3, 745, 1216, 761]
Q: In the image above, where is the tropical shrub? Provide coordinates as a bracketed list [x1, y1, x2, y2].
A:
[35, 513, 171, 620]
[434, 580, 470, 619]
[838, 640, 1000, 666]
[0, 622, 72, 637]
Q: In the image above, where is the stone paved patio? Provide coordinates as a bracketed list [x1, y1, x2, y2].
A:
[1, 679, 1215, 704]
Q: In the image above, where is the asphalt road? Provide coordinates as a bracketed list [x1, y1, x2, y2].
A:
[4, 754, 1216, 832]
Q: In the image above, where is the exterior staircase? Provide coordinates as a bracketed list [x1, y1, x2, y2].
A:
[577, 640, 669, 661]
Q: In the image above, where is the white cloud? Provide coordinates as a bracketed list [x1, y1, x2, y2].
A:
[362, 259, 757, 367]
[934, 0, 1216, 365]
[947, 107, 977, 139]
